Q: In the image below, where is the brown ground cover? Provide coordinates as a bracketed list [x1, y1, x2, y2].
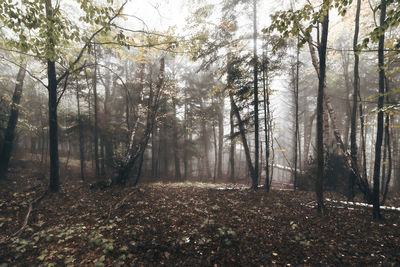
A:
[1, 160, 399, 266]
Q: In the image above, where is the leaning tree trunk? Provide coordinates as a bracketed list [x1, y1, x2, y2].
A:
[306, 24, 372, 202]
[372, 0, 386, 220]
[229, 92, 257, 188]
[0, 63, 27, 179]
[115, 57, 165, 185]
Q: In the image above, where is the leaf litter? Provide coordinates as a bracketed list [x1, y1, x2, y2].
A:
[0, 170, 400, 266]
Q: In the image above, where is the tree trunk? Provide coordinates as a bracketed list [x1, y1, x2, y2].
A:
[213, 121, 217, 183]
[115, 57, 165, 185]
[76, 88, 85, 181]
[217, 96, 224, 179]
[252, 0, 259, 189]
[293, 44, 300, 191]
[102, 67, 113, 169]
[341, 50, 352, 148]
[316, 2, 329, 215]
[200, 102, 212, 179]
[183, 94, 189, 181]
[0, 63, 27, 179]
[172, 98, 181, 181]
[100, 137, 105, 176]
[152, 127, 158, 178]
[306, 19, 372, 202]
[304, 110, 316, 165]
[45, 0, 61, 192]
[93, 46, 100, 178]
[48, 59, 60, 192]
[372, 0, 386, 220]
[229, 97, 235, 183]
[229, 93, 257, 188]
[262, 50, 270, 191]
[348, 0, 362, 201]
[382, 116, 392, 204]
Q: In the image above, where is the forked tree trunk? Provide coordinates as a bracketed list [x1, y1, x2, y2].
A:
[115, 57, 165, 185]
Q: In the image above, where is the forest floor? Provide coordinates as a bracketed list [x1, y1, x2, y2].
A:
[1, 159, 400, 266]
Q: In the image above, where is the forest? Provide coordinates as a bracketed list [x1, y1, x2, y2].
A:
[0, 0, 400, 265]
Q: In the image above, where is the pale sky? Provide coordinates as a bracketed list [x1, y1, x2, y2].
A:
[125, 0, 188, 32]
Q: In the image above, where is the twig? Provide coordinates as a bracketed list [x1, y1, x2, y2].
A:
[11, 191, 48, 238]
[107, 189, 137, 220]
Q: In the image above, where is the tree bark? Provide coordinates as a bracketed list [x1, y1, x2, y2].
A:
[372, 0, 386, 220]
[252, 0, 259, 189]
[262, 50, 270, 191]
[349, 0, 362, 201]
[229, 92, 257, 187]
[172, 98, 181, 180]
[229, 96, 235, 183]
[48, 58, 60, 192]
[212, 120, 217, 183]
[341, 50, 352, 148]
[76, 87, 85, 181]
[316, 2, 329, 215]
[93, 45, 100, 178]
[183, 92, 189, 181]
[293, 44, 300, 191]
[45, 0, 61, 192]
[0, 63, 27, 179]
[200, 101, 212, 179]
[217, 96, 224, 179]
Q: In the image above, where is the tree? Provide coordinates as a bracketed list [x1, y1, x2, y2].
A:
[0, 0, 127, 192]
[349, 0, 362, 201]
[267, 0, 376, 203]
[252, 0, 259, 190]
[315, 0, 330, 214]
[371, 0, 387, 220]
[0, 62, 27, 179]
[115, 57, 165, 185]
